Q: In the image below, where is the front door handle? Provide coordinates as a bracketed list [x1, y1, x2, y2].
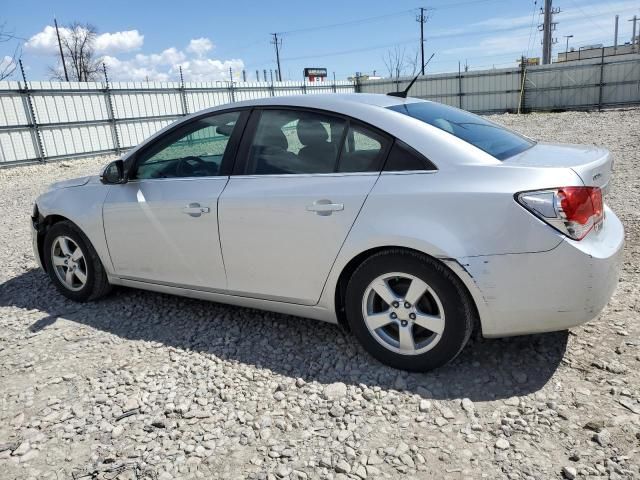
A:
[182, 203, 210, 217]
[306, 199, 344, 216]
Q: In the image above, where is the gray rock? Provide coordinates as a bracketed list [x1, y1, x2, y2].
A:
[495, 439, 510, 450]
[324, 382, 348, 401]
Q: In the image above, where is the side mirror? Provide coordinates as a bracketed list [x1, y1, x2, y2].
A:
[100, 159, 127, 184]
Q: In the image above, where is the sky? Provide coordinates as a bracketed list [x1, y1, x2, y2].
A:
[1, 0, 639, 82]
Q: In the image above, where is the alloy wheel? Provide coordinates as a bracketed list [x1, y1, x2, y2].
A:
[50, 236, 88, 291]
[362, 272, 445, 355]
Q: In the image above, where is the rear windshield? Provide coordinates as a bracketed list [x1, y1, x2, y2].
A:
[388, 102, 534, 160]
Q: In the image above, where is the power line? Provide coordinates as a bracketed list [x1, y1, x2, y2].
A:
[276, 0, 505, 36]
[525, 1, 540, 58]
[277, 9, 415, 36]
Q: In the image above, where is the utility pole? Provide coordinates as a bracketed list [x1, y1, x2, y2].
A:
[271, 33, 283, 81]
[630, 16, 638, 53]
[416, 8, 428, 75]
[614, 15, 619, 54]
[54, 17, 69, 81]
[539, 0, 560, 64]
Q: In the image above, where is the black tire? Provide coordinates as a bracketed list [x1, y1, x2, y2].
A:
[345, 249, 474, 372]
[43, 220, 111, 302]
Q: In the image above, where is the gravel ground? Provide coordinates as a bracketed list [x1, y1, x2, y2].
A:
[1, 109, 639, 480]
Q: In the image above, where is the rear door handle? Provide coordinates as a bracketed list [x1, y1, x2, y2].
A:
[182, 203, 210, 217]
[306, 199, 344, 216]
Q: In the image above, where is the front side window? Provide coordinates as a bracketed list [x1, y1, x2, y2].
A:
[244, 110, 346, 175]
[135, 111, 241, 179]
[388, 102, 534, 160]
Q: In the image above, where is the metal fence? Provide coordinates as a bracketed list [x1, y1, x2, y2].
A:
[0, 78, 355, 166]
[2, 53, 639, 166]
[359, 53, 640, 114]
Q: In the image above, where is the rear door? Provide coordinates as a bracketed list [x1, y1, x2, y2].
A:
[103, 110, 247, 290]
[218, 108, 391, 305]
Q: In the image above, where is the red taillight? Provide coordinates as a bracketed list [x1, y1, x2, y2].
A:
[517, 186, 604, 241]
[558, 187, 602, 226]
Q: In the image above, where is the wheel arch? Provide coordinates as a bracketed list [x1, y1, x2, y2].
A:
[35, 214, 75, 272]
[333, 245, 484, 335]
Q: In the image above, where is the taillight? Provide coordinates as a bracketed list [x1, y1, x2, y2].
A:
[516, 186, 604, 240]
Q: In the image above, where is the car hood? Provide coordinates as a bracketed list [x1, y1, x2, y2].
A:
[48, 175, 98, 190]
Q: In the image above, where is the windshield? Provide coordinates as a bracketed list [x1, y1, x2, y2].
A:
[388, 102, 534, 160]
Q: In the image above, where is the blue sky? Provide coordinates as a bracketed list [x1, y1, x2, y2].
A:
[1, 0, 638, 82]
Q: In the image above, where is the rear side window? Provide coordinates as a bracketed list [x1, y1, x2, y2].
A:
[244, 109, 346, 175]
[388, 102, 534, 160]
[337, 124, 388, 173]
[384, 140, 436, 171]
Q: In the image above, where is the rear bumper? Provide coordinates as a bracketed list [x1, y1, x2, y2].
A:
[458, 206, 624, 337]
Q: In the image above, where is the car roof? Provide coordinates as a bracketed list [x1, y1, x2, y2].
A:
[202, 93, 426, 113]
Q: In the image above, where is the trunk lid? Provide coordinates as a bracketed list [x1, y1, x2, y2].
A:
[504, 142, 612, 190]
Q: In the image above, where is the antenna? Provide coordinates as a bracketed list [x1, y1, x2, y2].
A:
[387, 53, 434, 98]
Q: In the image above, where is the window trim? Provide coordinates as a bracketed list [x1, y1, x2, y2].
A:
[381, 138, 438, 173]
[232, 105, 394, 177]
[127, 107, 251, 180]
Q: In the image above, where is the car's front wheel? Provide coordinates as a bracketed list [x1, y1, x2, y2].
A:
[43, 220, 111, 302]
[345, 249, 474, 372]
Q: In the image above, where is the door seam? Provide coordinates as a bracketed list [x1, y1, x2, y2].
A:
[314, 173, 382, 305]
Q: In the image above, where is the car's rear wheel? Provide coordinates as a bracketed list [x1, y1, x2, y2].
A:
[345, 249, 474, 372]
[43, 221, 111, 302]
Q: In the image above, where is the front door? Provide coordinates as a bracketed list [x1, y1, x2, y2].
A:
[103, 110, 245, 290]
[218, 108, 391, 305]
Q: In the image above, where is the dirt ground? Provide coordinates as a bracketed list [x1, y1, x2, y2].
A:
[0, 109, 639, 479]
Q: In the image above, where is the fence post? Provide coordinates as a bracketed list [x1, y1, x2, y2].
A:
[598, 47, 605, 111]
[179, 66, 189, 115]
[102, 63, 121, 154]
[457, 62, 463, 109]
[18, 60, 46, 163]
[228, 67, 235, 103]
[517, 56, 527, 114]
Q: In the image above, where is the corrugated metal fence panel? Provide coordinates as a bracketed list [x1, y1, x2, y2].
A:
[41, 123, 114, 158]
[118, 119, 177, 149]
[524, 54, 640, 110]
[0, 93, 29, 126]
[0, 80, 356, 165]
[360, 67, 522, 113]
[0, 130, 37, 163]
[360, 55, 639, 113]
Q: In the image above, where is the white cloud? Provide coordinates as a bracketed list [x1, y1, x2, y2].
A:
[103, 47, 243, 83]
[24, 26, 59, 54]
[94, 30, 144, 53]
[24, 25, 143, 55]
[176, 58, 244, 82]
[25, 25, 243, 82]
[187, 37, 214, 57]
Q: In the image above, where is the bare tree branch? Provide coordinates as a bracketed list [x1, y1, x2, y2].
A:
[49, 22, 102, 82]
[0, 22, 23, 80]
[381, 46, 419, 80]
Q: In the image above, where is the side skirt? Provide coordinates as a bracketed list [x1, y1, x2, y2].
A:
[109, 276, 338, 324]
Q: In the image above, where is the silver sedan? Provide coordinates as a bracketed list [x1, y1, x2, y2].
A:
[31, 94, 624, 371]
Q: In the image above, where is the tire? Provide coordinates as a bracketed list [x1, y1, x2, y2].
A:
[43, 220, 111, 302]
[345, 249, 474, 372]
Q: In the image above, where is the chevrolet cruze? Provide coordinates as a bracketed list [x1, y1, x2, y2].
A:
[31, 93, 624, 371]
